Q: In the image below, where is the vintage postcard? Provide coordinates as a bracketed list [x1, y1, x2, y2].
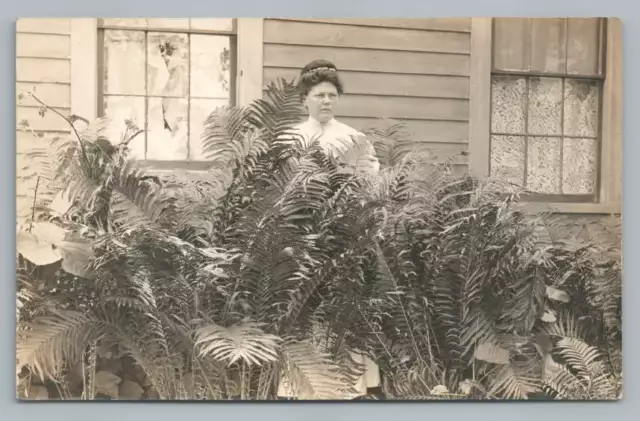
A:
[15, 17, 622, 401]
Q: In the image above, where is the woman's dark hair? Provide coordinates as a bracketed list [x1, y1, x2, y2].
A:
[296, 59, 344, 99]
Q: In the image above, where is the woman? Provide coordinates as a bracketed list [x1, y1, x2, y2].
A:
[276, 60, 382, 400]
[287, 59, 380, 177]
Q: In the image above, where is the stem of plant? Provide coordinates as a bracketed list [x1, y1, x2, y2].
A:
[29, 176, 40, 232]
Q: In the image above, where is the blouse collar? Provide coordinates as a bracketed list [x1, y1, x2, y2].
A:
[306, 115, 336, 132]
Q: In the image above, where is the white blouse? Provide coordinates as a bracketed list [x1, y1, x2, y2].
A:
[288, 116, 380, 176]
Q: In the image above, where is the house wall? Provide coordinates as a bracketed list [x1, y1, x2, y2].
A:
[261, 18, 622, 255]
[15, 18, 73, 221]
[13, 18, 622, 244]
[261, 18, 472, 171]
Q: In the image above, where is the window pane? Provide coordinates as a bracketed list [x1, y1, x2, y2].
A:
[562, 137, 597, 194]
[491, 76, 526, 133]
[147, 32, 189, 97]
[146, 97, 188, 160]
[564, 79, 599, 137]
[191, 35, 232, 99]
[527, 136, 562, 194]
[490, 135, 525, 188]
[104, 30, 146, 95]
[190, 18, 234, 32]
[189, 98, 229, 160]
[527, 77, 562, 135]
[103, 95, 146, 159]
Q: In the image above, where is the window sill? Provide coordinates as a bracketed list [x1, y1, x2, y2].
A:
[515, 200, 621, 215]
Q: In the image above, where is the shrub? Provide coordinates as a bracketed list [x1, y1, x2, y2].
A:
[15, 80, 622, 401]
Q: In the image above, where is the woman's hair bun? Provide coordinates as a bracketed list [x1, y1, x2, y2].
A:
[297, 59, 344, 98]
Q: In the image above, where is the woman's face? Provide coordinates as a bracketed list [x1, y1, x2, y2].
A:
[304, 81, 339, 124]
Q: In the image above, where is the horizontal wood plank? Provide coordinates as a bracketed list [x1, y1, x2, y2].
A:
[340, 117, 469, 143]
[389, 142, 468, 164]
[264, 67, 469, 99]
[264, 44, 470, 76]
[276, 18, 471, 32]
[16, 130, 60, 154]
[16, 82, 71, 108]
[334, 94, 468, 121]
[264, 20, 470, 54]
[451, 163, 469, 175]
[16, 58, 71, 83]
[415, 142, 468, 164]
[16, 33, 70, 59]
[16, 18, 71, 35]
[17, 106, 72, 131]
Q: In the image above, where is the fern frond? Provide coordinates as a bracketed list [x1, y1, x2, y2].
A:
[555, 337, 602, 380]
[194, 322, 282, 366]
[540, 310, 587, 341]
[17, 310, 102, 382]
[542, 365, 585, 399]
[17, 132, 77, 222]
[487, 365, 540, 399]
[279, 338, 361, 400]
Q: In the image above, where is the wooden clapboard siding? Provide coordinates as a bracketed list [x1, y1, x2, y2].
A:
[16, 18, 71, 34]
[15, 18, 72, 221]
[16, 82, 71, 108]
[264, 19, 470, 54]
[17, 33, 70, 59]
[16, 106, 72, 132]
[264, 68, 469, 99]
[290, 18, 471, 32]
[336, 95, 468, 121]
[16, 58, 71, 83]
[263, 18, 472, 165]
[264, 44, 470, 76]
[340, 118, 469, 144]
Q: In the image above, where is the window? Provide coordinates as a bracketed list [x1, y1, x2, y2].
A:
[488, 18, 606, 204]
[97, 18, 236, 163]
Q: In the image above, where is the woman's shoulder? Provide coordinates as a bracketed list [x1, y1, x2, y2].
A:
[333, 120, 364, 137]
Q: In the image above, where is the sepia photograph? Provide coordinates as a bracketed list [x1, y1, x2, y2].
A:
[15, 17, 622, 401]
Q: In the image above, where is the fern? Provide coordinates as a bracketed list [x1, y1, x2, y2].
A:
[486, 364, 540, 399]
[17, 310, 102, 382]
[278, 338, 361, 400]
[194, 323, 282, 366]
[16, 80, 622, 401]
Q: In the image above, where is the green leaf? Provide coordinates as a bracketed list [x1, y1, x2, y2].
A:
[95, 370, 122, 398]
[194, 322, 282, 366]
[474, 343, 510, 365]
[16, 310, 100, 381]
[58, 240, 94, 278]
[487, 365, 540, 399]
[541, 310, 557, 323]
[278, 339, 362, 400]
[31, 221, 67, 244]
[546, 286, 571, 303]
[16, 231, 61, 266]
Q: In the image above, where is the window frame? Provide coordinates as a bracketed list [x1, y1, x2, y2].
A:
[468, 17, 622, 215]
[69, 18, 264, 171]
